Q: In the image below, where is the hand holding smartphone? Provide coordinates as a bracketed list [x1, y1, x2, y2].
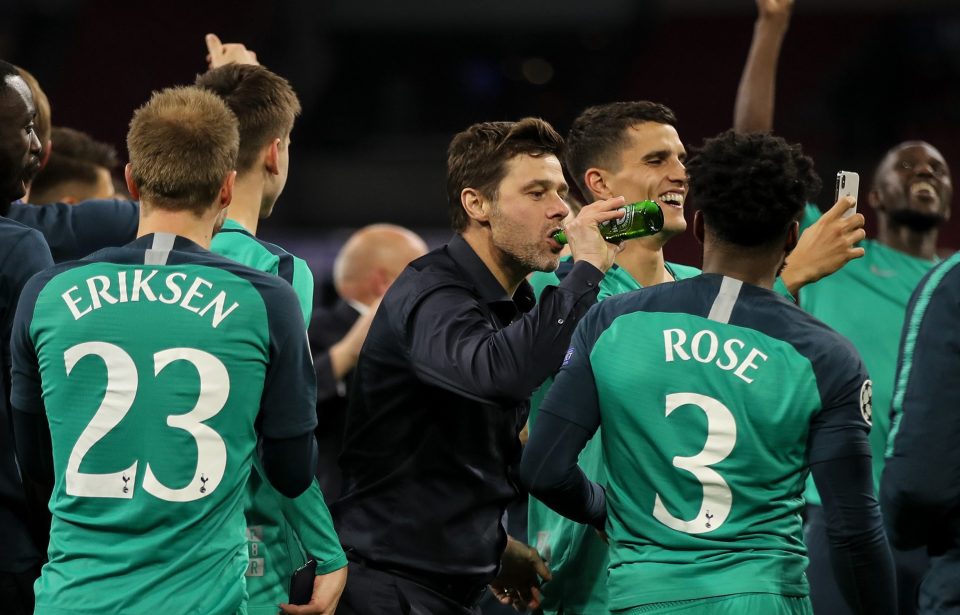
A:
[835, 171, 860, 218]
[288, 559, 317, 605]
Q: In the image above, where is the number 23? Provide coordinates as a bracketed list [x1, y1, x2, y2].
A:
[64, 342, 229, 502]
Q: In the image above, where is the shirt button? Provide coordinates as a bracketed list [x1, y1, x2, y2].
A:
[557, 318, 564, 325]
[587, 281, 594, 287]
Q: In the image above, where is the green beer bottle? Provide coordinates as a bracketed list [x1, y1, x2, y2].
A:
[552, 200, 664, 244]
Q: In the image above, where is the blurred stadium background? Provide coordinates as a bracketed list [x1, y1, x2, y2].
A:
[3, 0, 959, 303]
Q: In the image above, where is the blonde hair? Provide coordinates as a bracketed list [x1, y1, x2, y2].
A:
[127, 86, 239, 213]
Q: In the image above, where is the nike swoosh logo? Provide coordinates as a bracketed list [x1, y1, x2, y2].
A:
[870, 264, 897, 278]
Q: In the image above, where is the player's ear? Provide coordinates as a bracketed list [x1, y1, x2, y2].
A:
[219, 170, 237, 209]
[584, 168, 614, 201]
[784, 220, 800, 255]
[124, 163, 141, 200]
[264, 138, 281, 176]
[693, 210, 705, 244]
[461, 188, 491, 223]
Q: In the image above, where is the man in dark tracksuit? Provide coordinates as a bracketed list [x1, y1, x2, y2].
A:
[882, 252, 960, 615]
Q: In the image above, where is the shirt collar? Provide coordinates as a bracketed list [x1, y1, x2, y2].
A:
[447, 234, 536, 313]
[128, 233, 208, 253]
[219, 218, 253, 236]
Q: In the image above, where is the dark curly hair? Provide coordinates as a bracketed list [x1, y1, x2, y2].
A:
[566, 101, 677, 202]
[687, 130, 820, 247]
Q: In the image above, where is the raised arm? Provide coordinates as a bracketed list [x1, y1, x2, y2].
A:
[733, 0, 794, 134]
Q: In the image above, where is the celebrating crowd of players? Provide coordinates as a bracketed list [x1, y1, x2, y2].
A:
[0, 1, 957, 614]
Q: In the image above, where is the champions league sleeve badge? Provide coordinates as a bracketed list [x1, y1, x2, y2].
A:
[860, 379, 873, 426]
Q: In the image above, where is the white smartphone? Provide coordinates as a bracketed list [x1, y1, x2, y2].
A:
[835, 171, 860, 218]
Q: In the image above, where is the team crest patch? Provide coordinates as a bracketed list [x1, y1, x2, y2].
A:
[860, 379, 873, 426]
[562, 347, 575, 367]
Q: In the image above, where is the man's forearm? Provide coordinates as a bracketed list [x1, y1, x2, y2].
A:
[734, 16, 790, 133]
[812, 455, 896, 615]
[519, 410, 606, 529]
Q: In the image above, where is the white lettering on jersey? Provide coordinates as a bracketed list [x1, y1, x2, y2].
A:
[663, 328, 769, 383]
[62, 270, 240, 328]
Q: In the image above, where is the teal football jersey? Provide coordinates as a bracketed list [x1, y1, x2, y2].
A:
[10, 234, 318, 615]
[527, 258, 699, 615]
[540, 274, 871, 610]
[212, 218, 315, 323]
[210, 221, 346, 614]
[797, 204, 937, 505]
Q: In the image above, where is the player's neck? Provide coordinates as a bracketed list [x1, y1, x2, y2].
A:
[225, 173, 265, 236]
[701, 242, 780, 290]
[137, 205, 218, 249]
[616, 239, 675, 287]
[877, 217, 940, 260]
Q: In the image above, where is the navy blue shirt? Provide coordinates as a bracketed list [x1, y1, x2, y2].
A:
[0, 216, 54, 572]
[333, 234, 604, 578]
[8, 199, 139, 263]
[882, 252, 960, 612]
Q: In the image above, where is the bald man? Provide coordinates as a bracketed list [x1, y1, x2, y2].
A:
[309, 224, 428, 500]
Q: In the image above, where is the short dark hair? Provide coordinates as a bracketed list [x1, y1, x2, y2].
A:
[687, 129, 821, 247]
[127, 86, 239, 214]
[195, 64, 301, 173]
[30, 127, 117, 203]
[566, 101, 677, 200]
[446, 117, 564, 232]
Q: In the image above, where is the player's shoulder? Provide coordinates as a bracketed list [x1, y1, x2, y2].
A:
[915, 251, 960, 301]
[596, 273, 712, 316]
[666, 261, 701, 281]
[211, 224, 276, 263]
[395, 243, 474, 297]
[187, 247, 300, 302]
[742, 283, 863, 373]
[0, 215, 49, 256]
[16, 258, 92, 320]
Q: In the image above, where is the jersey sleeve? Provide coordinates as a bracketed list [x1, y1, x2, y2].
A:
[807, 339, 873, 467]
[278, 479, 348, 574]
[536, 311, 604, 432]
[404, 261, 603, 404]
[291, 257, 315, 325]
[257, 280, 318, 439]
[8, 248, 55, 416]
[519, 306, 608, 528]
[771, 276, 796, 302]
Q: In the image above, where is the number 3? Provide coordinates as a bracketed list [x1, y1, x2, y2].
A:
[64, 343, 229, 502]
[652, 392, 737, 534]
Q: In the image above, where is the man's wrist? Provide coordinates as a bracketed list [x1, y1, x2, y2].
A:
[756, 15, 790, 35]
[329, 341, 357, 380]
[780, 264, 812, 295]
